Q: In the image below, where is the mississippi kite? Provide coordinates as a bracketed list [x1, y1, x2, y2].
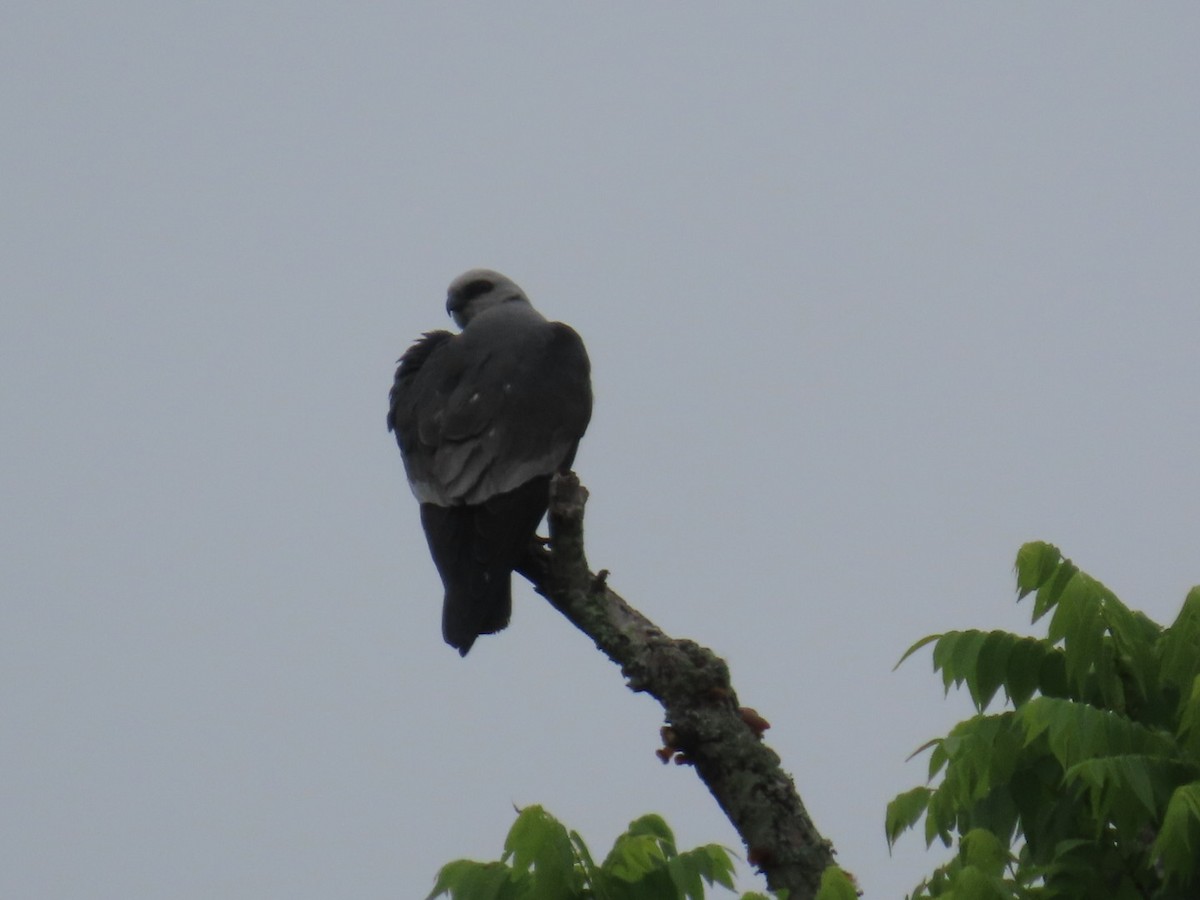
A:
[388, 269, 592, 655]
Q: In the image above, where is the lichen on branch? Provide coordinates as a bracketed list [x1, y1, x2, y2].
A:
[516, 473, 842, 900]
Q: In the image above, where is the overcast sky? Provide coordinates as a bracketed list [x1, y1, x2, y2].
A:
[4, 4, 1199, 897]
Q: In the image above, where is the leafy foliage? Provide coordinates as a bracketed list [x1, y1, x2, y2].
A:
[890, 542, 1200, 898]
[428, 805, 807, 900]
[429, 806, 861, 900]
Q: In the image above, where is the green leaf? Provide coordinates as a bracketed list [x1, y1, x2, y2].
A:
[1015, 541, 1062, 600]
[932, 632, 963, 694]
[933, 713, 1021, 810]
[1091, 639, 1126, 714]
[947, 631, 988, 709]
[625, 813, 676, 851]
[950, 631, 988, 698]
[1153, 780, 1200, 883]
[959, 828, 1009, 876]
[1046, 573, 1105, 694]
[1004, 637, 1048, 706]
[973, 631, 1016, 712]
[603, 833, 668, 881]
[569, 830, 599, 891]
[886, 786, 932, 848]
[1031, 556, 1078, 624]
[1062, 754, 1179, 825]
[1016, 696, 1178, 769]
[1099, 592, 1161, 694]
[1159, 588, 1200, 692]
[1037, 648, 1069, 700]
[503, 805, 576, 899]
[927, 630, 1053, 711]
[928, 630, 1029, 711]
[1178, 675, 1200, 754]
[925, 739, 948, 780]
[698, 845, 737, 890]
[924, 781, 955, 848]
[666, 854, 705, 900]
[895, 632, 942, 670]
[814, 866, 859, 900]
[666, 845, 737, 899]
[947, 864, 1011, 900]
[425, 860, 516, 900]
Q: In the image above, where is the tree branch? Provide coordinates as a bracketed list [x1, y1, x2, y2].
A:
[515, 472, 841, 900]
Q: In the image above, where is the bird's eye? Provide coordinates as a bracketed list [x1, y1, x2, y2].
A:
[459, 279, 494, 302]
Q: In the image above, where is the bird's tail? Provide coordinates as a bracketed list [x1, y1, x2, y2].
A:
[443, 572, 512, 657]
[420, 476, 550, 656]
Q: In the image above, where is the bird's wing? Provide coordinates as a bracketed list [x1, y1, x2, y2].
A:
[388, 329, 453, 495]
[389, 316, 591, 506]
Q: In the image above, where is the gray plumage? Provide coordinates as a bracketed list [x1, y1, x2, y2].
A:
[388, 269, 592, 655]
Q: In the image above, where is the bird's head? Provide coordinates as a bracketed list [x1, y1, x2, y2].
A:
[445, 269, 529, 329]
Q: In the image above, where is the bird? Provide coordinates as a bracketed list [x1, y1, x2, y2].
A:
[388, 269, 592, 655]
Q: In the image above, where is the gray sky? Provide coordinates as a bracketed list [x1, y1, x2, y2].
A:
[4, 4, 1199, 897]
